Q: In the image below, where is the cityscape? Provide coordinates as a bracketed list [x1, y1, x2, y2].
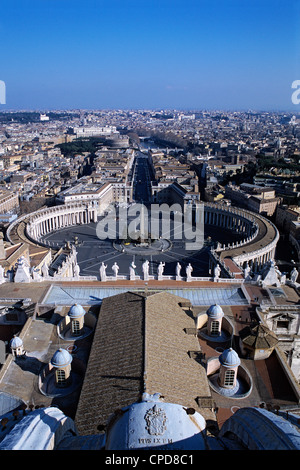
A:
[0, 0, 300, 455]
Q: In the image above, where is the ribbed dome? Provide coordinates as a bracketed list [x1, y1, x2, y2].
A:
[10, 336, 23, 349]
[68, 303, 86, 319]
[219, 348, 240, 368]
[51, 348, 72, 368]
[207, 304, 224, 319]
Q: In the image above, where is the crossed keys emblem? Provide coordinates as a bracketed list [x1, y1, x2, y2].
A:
[144, 404, 167, 436]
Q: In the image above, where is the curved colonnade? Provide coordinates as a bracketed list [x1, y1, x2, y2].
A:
[204, 203, 279, 270]
[6, 201, 279, 273]
[6, 202, 99, 248]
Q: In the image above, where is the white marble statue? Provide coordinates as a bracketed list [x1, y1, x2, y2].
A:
[176, 262, 182, 278]
[129, 261, 136, 280]
[73, 263, 80, 278]
[290, 267, 299, 284]
[214, 264, 221, 280]
[41, 262, 49, 278]
[32, 268, 42, 281]
[112, 262, 119, 278]
[100, 262, 107, 282]
[142, 260, 149, 280]
[71, 245, 78, 264]
[186, 263, 193, 280]
[243, 262, 251, 280]
[157, 261, 165, 279]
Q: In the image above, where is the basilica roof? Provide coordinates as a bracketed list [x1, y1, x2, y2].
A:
[75, 291, 145, 436]
[75, 290, 214, 436]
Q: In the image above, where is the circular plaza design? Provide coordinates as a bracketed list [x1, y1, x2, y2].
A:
[6, 200, 279, 280]
[29, 219, 240, 278]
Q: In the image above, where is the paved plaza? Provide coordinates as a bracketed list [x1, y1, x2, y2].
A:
[41, 219, 244, 279]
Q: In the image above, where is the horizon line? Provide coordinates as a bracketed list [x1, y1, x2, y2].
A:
[0, 107, 299, 114]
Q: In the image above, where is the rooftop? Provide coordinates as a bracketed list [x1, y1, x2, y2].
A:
[0, 277, 298, 440]
[42, 283, 249, 306]
[75, 290, 215, 436]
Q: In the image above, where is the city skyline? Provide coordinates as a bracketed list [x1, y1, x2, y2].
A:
[1, 0, 300, 112]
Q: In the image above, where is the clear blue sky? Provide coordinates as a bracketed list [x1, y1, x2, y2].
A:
[0, 0, 300, 111]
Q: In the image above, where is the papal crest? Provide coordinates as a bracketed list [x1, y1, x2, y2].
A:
[144, 404, 167, 435]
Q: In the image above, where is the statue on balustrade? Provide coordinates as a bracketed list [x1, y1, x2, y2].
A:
[243, 262, 251, 281]
[186, 263, 193, 280]
[73, 263, 80, 278]
[41, 263, 49, 278]
[157, 261, 165, 278]
[129, 261, 136, 280]
[100, 262, 107, 282]
[32, 268, 42, 281]
[213, 264, 221, 280]
[112, 262, 119, 278]
[142, 260, 149, 280]
[176, 262, 182, 278]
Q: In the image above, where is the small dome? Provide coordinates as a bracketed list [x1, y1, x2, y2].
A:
[68, 303, 86, 319]
[51, 348, 72, 368]
[10, 336, 23, 349]
[207, 304, 224, 319]
[219, 348, 240, 368]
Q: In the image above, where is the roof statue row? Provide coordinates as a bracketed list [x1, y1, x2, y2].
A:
[2, 252, 298, 287]
[0, 248, 223, 284]
[100, 259, 195, 281]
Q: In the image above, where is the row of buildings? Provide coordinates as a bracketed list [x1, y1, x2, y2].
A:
[0, 110, 299, 449]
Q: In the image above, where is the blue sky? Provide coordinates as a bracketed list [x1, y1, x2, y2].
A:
[0, 0, 300, 111]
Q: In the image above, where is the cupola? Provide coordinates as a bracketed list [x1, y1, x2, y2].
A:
[50, 348, 73, 387]
[10, 336, 25, 357]
[218, 348, 240, 389]
[207, 304, 224, 337]
[67, 304, 86, 336]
